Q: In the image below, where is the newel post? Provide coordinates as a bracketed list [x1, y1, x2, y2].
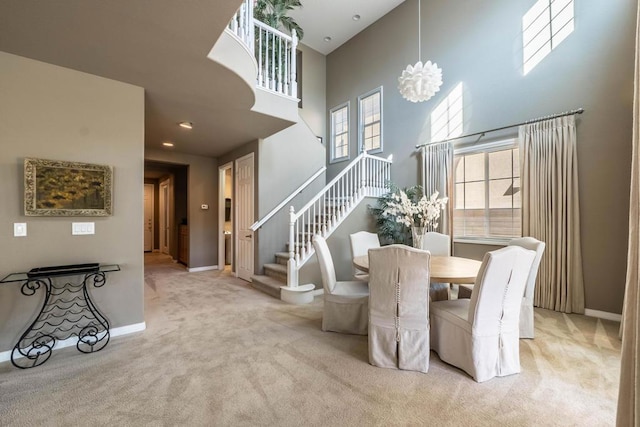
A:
[287, 206, 298, 287]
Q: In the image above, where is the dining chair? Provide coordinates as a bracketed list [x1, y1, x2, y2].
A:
[421, 232, 451, 301]
[349, 231, 381, 282]
[507, 237, 546, 339]
[430, 246, 535, 382]
[458, 237, 545, 339]
[312, 234, 369, 335]
[368, 244, 431, 373]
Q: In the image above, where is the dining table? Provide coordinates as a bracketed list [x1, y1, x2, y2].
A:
[352, 254, 482, 284]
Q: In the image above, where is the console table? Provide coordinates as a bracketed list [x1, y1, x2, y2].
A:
[0, 263, 119, 369]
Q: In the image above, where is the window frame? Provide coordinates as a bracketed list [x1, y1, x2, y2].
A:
[329, 101, 350, 164]
[357, 86, 383, 155]
[453, 138, 521, 245]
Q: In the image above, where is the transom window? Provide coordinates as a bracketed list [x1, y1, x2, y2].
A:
[358, 87, 383, 153]
[523, 0, 575, 75]
[330, 102, 349, 163]
[431, 82, 463, 142]
[454, 140, 521, 241]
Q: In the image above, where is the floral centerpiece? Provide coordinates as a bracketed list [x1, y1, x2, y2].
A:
[369, 184, 448, 248]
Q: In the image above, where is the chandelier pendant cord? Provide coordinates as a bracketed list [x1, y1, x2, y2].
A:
[418, 0, 421, 63]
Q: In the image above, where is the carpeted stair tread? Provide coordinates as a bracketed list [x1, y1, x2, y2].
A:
[250, 274, 282, 299]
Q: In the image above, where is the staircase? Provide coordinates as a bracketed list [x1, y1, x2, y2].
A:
[250, 152, 392, 300]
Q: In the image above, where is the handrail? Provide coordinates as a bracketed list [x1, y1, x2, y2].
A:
[293, 152, 392, 221]
[250, 166, 326, 231]
[254, 19, 293, 42]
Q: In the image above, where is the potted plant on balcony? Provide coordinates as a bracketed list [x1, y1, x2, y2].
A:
[254, 0, 304, 40]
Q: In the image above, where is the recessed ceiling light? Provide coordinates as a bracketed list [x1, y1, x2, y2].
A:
[352, 14, 361, 21]
[178, 121, 193, 129]
[162, 142, 174, 147]
[323, 36, 332, 42]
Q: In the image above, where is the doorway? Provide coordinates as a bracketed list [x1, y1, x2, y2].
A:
[235, 153, 254, 282]
[144, 184, 154, 252]
[219, 163, 233, 271]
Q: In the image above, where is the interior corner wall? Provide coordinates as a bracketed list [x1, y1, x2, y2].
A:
[325, 0, 637, 314]
[298, 43, 327, 141]
[0, 52, 145, 353]
[145, 149, 218, 269]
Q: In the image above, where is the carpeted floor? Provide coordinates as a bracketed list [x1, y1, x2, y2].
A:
[0, 253, 621, 426]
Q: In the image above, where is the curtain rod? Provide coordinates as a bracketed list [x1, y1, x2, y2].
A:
[416, 107, 584, 149]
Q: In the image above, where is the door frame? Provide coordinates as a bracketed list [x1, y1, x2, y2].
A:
[235, 153, 255, 281]
[218, 162, 233, 272]
[144, 183, 155, 252]
[159, 177, 171, 255]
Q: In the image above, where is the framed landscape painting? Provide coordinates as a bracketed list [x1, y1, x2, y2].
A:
[24, 158, 113, 216]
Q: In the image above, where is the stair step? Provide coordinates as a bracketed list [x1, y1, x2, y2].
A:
[251, 275, 282, 299]
[275, 252, 290, 265]
[264, 263, 288, 282]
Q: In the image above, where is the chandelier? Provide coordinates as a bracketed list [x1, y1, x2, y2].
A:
[397, 0, 443, 103]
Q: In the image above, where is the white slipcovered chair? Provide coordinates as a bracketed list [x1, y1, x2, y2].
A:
[508, 237, 546, 339]
[430, 246, 535, 382]
[421, 232, 451, 301]
[368, 245, 431, 373]
[458, 237, 546, 339]
[349, 231, 381, 282]
[312, 235, 369, 335]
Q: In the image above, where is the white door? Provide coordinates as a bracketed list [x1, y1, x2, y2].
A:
[235, 153, 254, 281]
[159, 179, 170, 254]
[143, 184, 154, 251]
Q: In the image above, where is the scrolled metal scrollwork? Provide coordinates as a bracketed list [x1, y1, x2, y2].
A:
[11, 334, 56, 369]
[21, 278, 49, 296]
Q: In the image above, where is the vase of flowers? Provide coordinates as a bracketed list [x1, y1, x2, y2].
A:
[376, 185, 448, 248]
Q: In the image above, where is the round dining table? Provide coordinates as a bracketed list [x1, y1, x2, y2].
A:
[352, 254, 482, 284]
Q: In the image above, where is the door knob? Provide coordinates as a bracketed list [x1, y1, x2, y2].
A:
[245, 235, 252, 238]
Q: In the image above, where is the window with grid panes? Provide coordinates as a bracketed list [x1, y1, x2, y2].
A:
[330, 102, 349, 163]
[358, 87, 382, 153]
[454, 140, 521, 240]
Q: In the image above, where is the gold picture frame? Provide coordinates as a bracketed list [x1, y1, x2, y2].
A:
[24, 158, 113, 216]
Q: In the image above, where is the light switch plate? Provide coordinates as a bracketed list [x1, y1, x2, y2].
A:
[14, 223, 27, 237]
[72, 222, 95, 235]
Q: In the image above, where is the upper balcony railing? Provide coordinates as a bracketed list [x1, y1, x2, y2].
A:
[228, 0, 298, 99]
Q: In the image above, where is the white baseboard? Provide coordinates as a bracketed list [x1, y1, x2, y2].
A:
[0, 321, 146, 364]
[188, 265, 218, 273]
[584, 309, 622, 322]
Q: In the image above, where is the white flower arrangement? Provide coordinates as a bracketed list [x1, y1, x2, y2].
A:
[382, 188, 448, 230]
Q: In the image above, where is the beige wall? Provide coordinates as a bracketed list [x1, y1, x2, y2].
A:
[0, 52, 145, 353]
[145, 149, 218, 269]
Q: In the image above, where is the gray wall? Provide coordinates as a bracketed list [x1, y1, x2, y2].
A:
[145, 149, 218, 269]
[298, 43, 327, 142]
[325, 0, 636, 314]
[0, 52, 145, 352]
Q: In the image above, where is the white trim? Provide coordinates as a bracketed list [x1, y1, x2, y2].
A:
[0, 322, 146, 364]
[188, 265, 218, 273]
[358, 86, 383, 155]
[311, 289, 324, 296]
[218, 162, 233, 271]
[584, 309, 622, 322]
[329, 101, 350, 163]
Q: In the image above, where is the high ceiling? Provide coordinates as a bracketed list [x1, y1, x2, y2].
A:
[0, 0, 405, 158]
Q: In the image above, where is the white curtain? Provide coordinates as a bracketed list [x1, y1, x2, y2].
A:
[421, 142, 453, 236]
[519, 115, 585, 314]
[617, 2, 640, 424]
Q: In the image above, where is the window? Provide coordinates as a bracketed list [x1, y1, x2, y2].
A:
[453, 140, 521, 241]
[358, 87, 383, 153]
[431, 82, 463, 142]
[523, 0, 574, 75]
[330, 102, 350, 163]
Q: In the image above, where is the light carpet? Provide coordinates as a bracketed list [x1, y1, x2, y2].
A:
[0, 254, 621, 426]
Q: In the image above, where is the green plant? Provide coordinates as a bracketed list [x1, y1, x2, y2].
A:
[254, 0, 304, 40]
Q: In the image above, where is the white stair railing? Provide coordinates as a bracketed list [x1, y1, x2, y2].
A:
[227, 0, 298, 99]
[227, 0, 254, 51]
[254, 22, 298, 98]
[286, 152, 392, 287]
